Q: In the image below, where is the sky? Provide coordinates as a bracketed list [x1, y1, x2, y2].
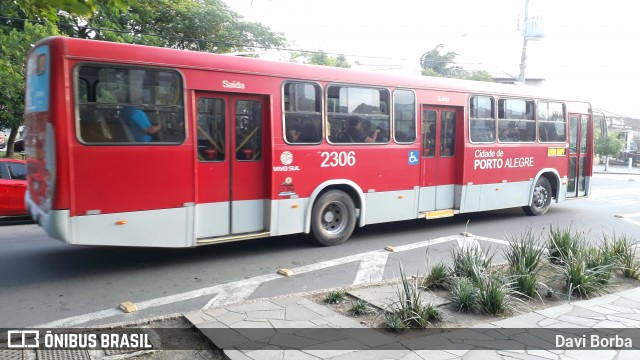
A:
[222, 0, 640, 119]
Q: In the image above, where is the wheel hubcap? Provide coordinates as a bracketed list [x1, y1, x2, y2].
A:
[321, 202, 347, 235]
[533, 185, 548, 208]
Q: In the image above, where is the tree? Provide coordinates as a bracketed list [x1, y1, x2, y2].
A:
[595, 133, 624, 171]
[56, 0, 286, 53]
[420, 44, 493, 82]
[0, 22, 60, 158]
[420, 44, 462, 78]
[302, 50, 351, 68]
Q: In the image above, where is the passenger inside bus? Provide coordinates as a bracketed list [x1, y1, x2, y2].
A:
[117, 92, 162, 142]
[286, 123, 303, 143]
[501, 121, 520, 142]
[347, 116, 379, 143]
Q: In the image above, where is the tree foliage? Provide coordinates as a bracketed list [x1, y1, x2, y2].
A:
[420, 44, 493, 82]
[302, 50, 351, 68]
[595, 133, 624, 159]
[0, 22, 60, 156]
[55, 0, 286, 53]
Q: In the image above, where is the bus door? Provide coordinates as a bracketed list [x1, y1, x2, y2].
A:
[194, 92, 268, 239]
[419, 105, 461, 215]
[567, 113, 590, 197]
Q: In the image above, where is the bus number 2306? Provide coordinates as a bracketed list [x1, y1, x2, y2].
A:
[320, 151, 356, 167]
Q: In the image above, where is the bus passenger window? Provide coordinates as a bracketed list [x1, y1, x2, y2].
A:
[394, 90, 415, 143]
[326, 85, 389, 144]
[76, 65, 184, 145]
[283, 82, 322, 145]
[538, 101, 566, 142]
[469, 95, 495, 143]
[498, 98, 535, 143]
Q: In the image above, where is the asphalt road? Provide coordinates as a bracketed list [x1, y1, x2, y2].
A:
[0, 172, 638, 328]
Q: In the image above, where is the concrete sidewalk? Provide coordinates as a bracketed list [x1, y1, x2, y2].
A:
[593, 163, 640, 175]
[187, 286, 640, 360]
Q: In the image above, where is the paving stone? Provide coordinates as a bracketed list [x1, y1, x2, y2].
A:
[285, 304, 328, 321]
[566, 306, 608, 319]
[461, 350, 503, 360]
[526, 348, 559, 360]
[323, 314, 364, 327]
[564, 349, 617, 360]
[269, 333, 322, 348]
[299, 301, 342, 317]
[246, 309, 285, 320]
[269, 319, 317, 328]
[302, 347, 359, 358]
[227, 300, 284, 313]
[583, 305, 622, 315]
[223, 349, 253, 360]
[184, 310, 219, 325]
[617, 350, 640, 360]
[537, 318, 559, 327]
[412, 350, 468, 360]
[594, 319, 626, 328]
[599, 304, 637, 313]
[491, 312, 547, 328]
[331, 349, 412, 360]
[534, 304, 574, 319]
[574, 294, 620, 307]
[612, 297, 640, 309]
[217, 310, 249, 326]
[556, 314, 600, 327]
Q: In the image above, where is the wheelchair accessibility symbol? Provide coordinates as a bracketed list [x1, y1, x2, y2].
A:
[408, 150, 419, 165]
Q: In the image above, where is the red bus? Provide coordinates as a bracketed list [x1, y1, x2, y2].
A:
[24, 36, 593, 247]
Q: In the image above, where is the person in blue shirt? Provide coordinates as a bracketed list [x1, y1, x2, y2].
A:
[120, 105, 162, 142]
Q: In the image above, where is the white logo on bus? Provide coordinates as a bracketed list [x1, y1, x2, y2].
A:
[222, 80, 245, 89]
[280, 151, 293, 165]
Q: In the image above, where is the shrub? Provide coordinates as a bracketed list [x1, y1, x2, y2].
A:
[476, 272, 522, 316]
[451, 245, 494, 285]
[350, 299, 374, 316]
[547, 224, 580, 265]
[423, 262, 451, 290]
[385, 265, 442, 328]
[504, 227, 545, 298]
[324, 290, 347, 304]
[606, 233, 640, 279]
[448, 276, 477, 313]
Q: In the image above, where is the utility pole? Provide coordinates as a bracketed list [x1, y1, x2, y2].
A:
[518, 0, 530, 84]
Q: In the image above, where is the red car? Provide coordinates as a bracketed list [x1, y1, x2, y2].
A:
[0, 159, 27, 216]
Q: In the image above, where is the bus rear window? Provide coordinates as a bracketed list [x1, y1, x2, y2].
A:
[76, 65, 184, 144]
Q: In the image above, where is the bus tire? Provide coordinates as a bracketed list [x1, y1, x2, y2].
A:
[310, 190, 356, 246]
[523, 177, 552, 216]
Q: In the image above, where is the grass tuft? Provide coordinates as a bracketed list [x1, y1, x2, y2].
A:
[448, 276, 477, 313]
[324, 290, 347, 304]
[423, 262, 451, 290]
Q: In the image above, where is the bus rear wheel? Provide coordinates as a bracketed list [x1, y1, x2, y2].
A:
[311, 190, 356, 246]
[523, 177, 552, 216]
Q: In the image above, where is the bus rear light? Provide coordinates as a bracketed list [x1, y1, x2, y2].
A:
[115, 220, 128, 225]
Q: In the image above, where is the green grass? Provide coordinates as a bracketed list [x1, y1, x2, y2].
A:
[324, 290, 347, 304]
[475, 272, 522, 316]
[423, 262, 451, 290]
[451, 245, 494, 285]
[504, 227, 546, 298]
[349, 299, 374, 316]
[448, 276, 477, 313]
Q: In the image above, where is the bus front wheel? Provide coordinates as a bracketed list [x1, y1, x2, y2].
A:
[311, 190, 356, 246]
[523, 177, 552, 216]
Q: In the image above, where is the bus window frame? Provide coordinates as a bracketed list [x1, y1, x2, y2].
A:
[281, 80, 324, 146]
[73, 62, 187, 146]
[497, 97, 536, 144]
[469, 94, 497, 144]
[325, 83, 391, 146]
[537, 100, 567, 143]
[392, 88, 417, 144]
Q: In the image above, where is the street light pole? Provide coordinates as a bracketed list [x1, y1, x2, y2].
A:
[518, 0, 530, 84]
